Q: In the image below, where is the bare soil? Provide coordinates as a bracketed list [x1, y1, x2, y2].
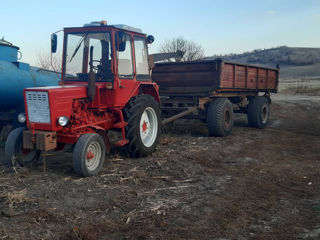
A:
[0, 95, 320, 240]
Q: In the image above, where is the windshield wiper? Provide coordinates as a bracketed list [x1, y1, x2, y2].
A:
[69, 34, 87, 63]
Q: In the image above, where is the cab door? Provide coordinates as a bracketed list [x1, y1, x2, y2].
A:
[115, 32, 136, 106]
[133, 36, 150, 82]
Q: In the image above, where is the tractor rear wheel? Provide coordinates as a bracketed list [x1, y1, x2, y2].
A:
[206, 98, 234, 137]
[247, 96, 270, 129]
[124, 94, 160, 157]
[4, 127, 41, 167]
[73, 133, 106, 177]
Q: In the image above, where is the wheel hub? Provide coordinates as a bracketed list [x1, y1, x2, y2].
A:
[85, 141, 101, 171]
[139, 107, 158, 148]
[224, 109, 231, 128]
[261, 104, 269, 124]
[86, 151, 95, 160]
[142, 121, 148, 132]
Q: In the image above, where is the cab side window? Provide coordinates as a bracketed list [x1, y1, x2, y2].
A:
[134, 37, 149, 81]
[117, 34, 133, 79]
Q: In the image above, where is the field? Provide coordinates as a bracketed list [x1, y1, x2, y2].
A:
[0, 90, 319, 239]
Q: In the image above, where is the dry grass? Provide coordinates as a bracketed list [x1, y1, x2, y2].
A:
[278, 80, 320, 95]
[6, 189, 34, 205]
[0, 100, 319, 239]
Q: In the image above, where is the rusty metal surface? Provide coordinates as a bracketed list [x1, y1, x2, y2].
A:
[152, 61, 218, 89]
[220, 63, 278, 91]
[162, 107, 197, 125]
[23, 130, 57, 151]
[23, 130, 34, 149]
[152, 59, 279, 97]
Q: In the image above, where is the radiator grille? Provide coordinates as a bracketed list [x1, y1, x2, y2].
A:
[26, 91, 51, 124]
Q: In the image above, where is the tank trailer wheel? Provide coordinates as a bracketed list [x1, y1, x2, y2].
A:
[206, 98, 234, 137]
[73, 133, 106, 177]
[247, 96, 270, 129]
[124, 95, 161, 157]
[4, 127, 41, 167]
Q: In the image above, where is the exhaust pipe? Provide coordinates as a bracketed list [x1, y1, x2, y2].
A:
[88, 46, 96, 101]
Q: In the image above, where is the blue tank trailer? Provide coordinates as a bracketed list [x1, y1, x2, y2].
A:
[0, 39, 60, 130]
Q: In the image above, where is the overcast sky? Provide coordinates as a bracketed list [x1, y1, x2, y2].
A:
[1, 0, 319, 66]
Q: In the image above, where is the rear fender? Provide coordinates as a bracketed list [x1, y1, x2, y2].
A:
[140, 83, 160, 103]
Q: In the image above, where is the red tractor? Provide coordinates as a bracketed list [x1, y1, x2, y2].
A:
[4, 21, 161, 176]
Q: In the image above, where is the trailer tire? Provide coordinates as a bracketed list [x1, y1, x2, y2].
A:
[124, 94, 160, 157]
[206, 98, 234, 137]
[247, 96, 269, 129]
[4, 127, 40, 167]
[73, 133, 105, 177]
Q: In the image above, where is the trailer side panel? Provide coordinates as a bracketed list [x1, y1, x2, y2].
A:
[220, 62, 278, 92]
[152, 59, 279, 96]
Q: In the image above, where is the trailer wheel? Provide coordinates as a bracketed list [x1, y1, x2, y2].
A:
[206, 98, 234, 137]
[73, 133, 106, 177]
[4, 127, 40, 167]
[247, 96, 269, 129]
[124, 94, 160, 157]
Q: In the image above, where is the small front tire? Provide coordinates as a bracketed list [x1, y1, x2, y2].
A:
[73, 133, 106, 177]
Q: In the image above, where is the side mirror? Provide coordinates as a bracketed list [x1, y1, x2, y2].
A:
[51, 33, 57, 53]
[147, 35, 154, 44]
[116, 31, 126, 52]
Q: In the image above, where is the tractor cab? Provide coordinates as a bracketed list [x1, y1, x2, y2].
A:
[51, 21, 156, 104]
[50, 21, 157, 107]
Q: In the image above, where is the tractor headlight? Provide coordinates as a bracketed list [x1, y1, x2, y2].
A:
[17, 113, 26, 123]
[58, 116, 69, 126]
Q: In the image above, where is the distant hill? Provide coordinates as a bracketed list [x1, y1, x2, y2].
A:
[206, 46, 320, 79]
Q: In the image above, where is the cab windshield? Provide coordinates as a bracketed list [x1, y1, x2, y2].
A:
[64, 32, 112, 81]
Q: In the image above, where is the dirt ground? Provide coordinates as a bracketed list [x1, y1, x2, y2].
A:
[0, 93, 319, 240]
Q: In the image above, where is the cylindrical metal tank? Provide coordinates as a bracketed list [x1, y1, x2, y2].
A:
[0, 40, 60, 112]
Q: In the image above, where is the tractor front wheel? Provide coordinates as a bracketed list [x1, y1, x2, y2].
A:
[124, 95, 161, 157]
[73, 133, 106, 177]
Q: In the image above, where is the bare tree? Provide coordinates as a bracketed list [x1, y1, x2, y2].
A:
[36, 51, 62, 72]
[159, 37, 205, 62]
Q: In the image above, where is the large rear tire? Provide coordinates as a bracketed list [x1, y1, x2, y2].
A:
[4, 127, 41, 167]
[73, 133, 106, 177]
[206, 98, 234, 137]
[123, 94, 161, 157]
[247, 96, 269, 129]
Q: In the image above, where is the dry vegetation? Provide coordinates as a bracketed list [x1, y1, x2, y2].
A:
[208, 46, 320, 79]
[0, 95, 320, 239]
[278, 78, 320, 95]
[210, 46, 320, 66]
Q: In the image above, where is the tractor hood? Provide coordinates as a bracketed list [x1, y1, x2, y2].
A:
[24, 85, 88, 131]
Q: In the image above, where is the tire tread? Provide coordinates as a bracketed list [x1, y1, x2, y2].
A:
[124, 94, 160, 157]
[247, 96, 269, 129]
[206, 98, 234, 137]
[73, 133, 105, 177]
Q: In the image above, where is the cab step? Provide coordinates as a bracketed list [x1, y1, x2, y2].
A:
[114, 139, 129, 147]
